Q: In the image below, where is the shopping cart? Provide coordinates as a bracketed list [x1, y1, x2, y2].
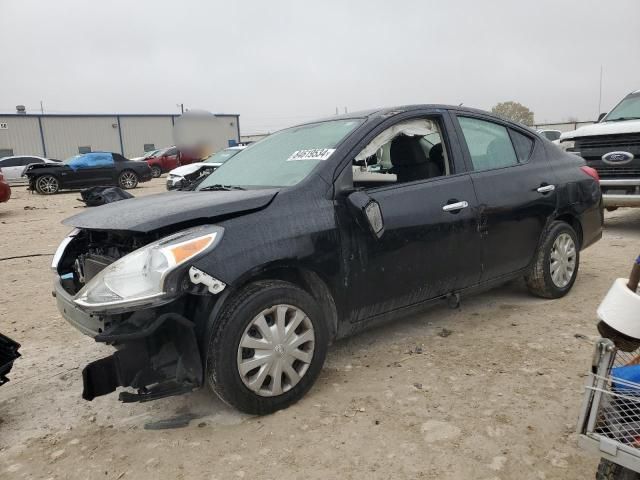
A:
[578, 338, 640, 477]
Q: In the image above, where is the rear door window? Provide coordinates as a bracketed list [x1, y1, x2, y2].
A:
[458, 117, 519, 171]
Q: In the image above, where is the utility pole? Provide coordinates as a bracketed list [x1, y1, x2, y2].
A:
[40, 100, 44, 114]
[598, 65, 603, 116]
[177, 103, 184, 114]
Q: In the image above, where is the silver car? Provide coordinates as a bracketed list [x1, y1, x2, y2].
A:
[0, 155, 59, 183]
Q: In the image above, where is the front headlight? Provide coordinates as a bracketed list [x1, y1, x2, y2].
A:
[74, 225, 223, 311]
[560, 140, 575, 152]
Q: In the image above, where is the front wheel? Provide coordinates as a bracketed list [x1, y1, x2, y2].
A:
[205, 280, 329, 415]
[596, 459, 640, 480]
[525, 221, 579, 298]
[35, 175, 59, 194]
[118, 170, 139, 189]
[150, 165, 162, 178]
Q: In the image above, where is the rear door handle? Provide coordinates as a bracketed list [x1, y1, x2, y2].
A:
[537, 184, 555, 193]
[442, 200, 469, 212]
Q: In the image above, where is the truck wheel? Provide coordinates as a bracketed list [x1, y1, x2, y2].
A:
[525, 221, 579, 299]
[596, 459, 640, 480]
[118, 170, 139, 189]
[150, 165, 162, 178]
[205, 280, 329, 415]
[35, 175, 59, 194]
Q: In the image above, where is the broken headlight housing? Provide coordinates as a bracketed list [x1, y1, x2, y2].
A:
[74, 225, 224, 311]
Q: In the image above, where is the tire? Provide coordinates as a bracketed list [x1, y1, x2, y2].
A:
[118, 170, 139, 189]
[525, 221, 579, 298]
[35, 175, 59, 195]
[596, 459, 640, 480]
[205, 280, 329, 415]
[150, 165, 162, 178]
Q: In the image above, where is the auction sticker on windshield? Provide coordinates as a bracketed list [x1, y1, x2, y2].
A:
[287, 148, 335, 161]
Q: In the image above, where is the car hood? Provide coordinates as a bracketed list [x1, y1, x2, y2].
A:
[63, 189, 279, 233]
[168, 162, 213, 177]
[24, 162, 64, 173]
[560, 119, 640, 141]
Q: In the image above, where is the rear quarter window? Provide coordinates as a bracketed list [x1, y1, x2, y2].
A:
[509, 129, 534, 163]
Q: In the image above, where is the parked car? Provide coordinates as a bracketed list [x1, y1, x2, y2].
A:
[130, 149, 160, 162]
[0, 155, 59, 183]
[0, 172, 11, 203]
[24, 152, 152, 195]
[52, 105, 603, 414]
[538, 129, 562, 142]
[0, 333, 21, 386]
[166, 146, 246, 190]
[560, 89, 640, 209]
[146, 146, 202, 178]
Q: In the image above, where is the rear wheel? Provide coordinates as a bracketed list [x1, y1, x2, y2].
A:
[35, 175, 59, 195]
[150, 165, 162, 178]
[205, 280, 329, 415]
[118, 170, 138, 189]
[596, 459, 640, 480]
[525, 221, 579, 298]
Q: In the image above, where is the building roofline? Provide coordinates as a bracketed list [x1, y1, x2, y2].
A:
[0, 113, 240, 118]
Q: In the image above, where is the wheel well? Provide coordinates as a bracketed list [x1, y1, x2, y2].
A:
[555, 213, 583, 247]
[239, 266, 339, 341]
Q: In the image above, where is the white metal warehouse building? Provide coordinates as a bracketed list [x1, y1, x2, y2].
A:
[0, 112, 241, 160]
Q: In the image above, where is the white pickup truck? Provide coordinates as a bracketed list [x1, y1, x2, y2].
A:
[560, 89, 640, 209]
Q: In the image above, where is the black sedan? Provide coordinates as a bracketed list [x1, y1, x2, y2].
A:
[24, 152, 152, 194]
[51, 105, 602, 414]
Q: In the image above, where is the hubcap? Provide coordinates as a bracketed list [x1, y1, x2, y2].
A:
[38, 176, 58, 193]
[121, 172, 136, 188]
[237, 304, 315, 397]
[550, 233, 576, 288]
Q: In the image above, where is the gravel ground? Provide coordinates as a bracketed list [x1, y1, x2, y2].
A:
[0, 179, 637, 479]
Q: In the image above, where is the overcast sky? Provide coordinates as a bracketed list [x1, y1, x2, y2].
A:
[1, 0, 639, 133]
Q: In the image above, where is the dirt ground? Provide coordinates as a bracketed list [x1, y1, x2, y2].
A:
[0, 178, 636, 479]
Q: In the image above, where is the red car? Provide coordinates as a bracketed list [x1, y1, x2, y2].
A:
[0, 172, 11, 203]
[145, 146, 202, 178]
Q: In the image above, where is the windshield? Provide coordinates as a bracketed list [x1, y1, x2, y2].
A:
[203, 148, 241, 164]
[605, 92, 640, 121]
[196, 119, 362, 189]
[143, 149, 159, 158]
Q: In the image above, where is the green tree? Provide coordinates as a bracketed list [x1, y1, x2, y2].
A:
[491, 101, 534, 125]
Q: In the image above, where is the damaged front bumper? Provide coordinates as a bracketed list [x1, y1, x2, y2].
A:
[53, 278, 203, 402]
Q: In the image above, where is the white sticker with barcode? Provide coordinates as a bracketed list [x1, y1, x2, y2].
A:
[287, 148, 335, 161]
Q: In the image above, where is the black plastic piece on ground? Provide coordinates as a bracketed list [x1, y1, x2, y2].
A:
[0, 333, 21, 386]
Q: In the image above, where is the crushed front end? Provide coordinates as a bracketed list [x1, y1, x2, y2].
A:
[52, 226, 225, 402]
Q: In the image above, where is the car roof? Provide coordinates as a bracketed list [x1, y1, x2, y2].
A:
[305, 104, 511, 125]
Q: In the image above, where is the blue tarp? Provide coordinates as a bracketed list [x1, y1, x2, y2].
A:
[66, 153, 114, 170]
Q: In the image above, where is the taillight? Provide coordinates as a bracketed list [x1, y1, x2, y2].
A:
[581, 165, 600, 183]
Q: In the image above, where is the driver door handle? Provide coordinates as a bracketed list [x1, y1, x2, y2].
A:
[537, 184, 555, 193]
[442, 200, 469, 212]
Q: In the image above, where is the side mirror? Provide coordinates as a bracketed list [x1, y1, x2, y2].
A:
[347, 191, 384, 239]
[598, 112, 607, 122]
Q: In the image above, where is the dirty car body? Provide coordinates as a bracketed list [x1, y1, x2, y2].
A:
[53, 105, 603, 414]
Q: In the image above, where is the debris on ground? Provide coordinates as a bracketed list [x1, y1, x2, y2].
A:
[438, 328, 453, 338]
[143, 413, 201, 430]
